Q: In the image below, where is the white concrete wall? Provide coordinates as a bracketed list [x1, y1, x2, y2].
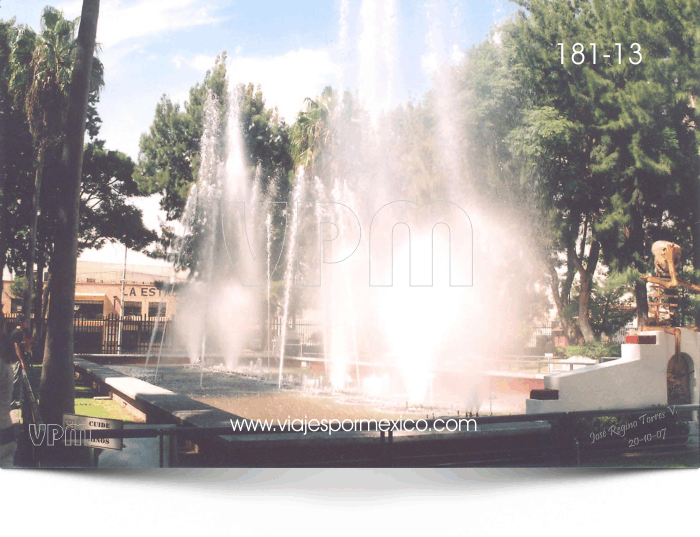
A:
[526, 329, 699, 413]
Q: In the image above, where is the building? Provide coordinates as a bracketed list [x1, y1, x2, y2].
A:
[2, 260, 185, 319]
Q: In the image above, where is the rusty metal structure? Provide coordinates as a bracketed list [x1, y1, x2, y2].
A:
[642, 241, 699, 405]
[643, 240, 700, 327]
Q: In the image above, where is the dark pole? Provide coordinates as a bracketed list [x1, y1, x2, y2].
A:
[40, 0, 100, 427]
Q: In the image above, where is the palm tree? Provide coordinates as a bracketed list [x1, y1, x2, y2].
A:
[291, 87, 334, 174]
[9, 7, 103, 331]
[41, 0, 100, 429]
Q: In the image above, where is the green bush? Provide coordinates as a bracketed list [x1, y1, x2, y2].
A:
[564, 340, 621, 359]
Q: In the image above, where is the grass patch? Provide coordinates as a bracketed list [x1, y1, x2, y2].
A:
[22, 363, 136, 423]
[73, 398, 136, 422]
[73, 381, 138, 422]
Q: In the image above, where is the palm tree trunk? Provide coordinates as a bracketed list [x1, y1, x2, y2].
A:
[40, 0, 99, 426]
[23, 146, 44, 327]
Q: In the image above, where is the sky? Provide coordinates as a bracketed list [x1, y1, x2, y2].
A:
[0, 0, 688, 533]
[1, 0, 517, 267]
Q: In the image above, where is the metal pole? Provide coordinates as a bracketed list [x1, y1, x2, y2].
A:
[117, 245, 127, 352]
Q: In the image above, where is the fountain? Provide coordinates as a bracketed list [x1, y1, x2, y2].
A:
[142, 0, 541, 417]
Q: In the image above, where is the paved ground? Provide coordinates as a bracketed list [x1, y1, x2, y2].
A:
[110, 363, 529, 421]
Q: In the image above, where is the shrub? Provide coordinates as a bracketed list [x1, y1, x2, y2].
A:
[564, 340, 621, 360]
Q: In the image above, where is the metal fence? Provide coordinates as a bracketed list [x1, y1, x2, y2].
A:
[0, 312, 629, 358]
[269, 317, 322, 346]
[526, 321, 552, 348]
[2, 313, 325, 355]
[2, 313, 173, 355]
[21, 403, 700, 468]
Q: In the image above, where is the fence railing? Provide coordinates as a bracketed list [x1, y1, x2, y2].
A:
[2, 313, 323, 355]
[2, 313, 173, 355]
[269, 317, 322, 346]
[53, 404, 700, 468]
[0, 313, 625, 361]
[526, 322, 552, 348]
[496, 355, 610, 374]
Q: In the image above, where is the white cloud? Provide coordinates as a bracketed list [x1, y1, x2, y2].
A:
[173, 48, 339, 121]
[451, 44, 464, 64]
[172, 53, 217, 72]
[421, 51, 438, 76]
[228, 48, 339, 122]
[58, 0, 226, 50]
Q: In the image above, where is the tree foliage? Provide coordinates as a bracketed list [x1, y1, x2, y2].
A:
[0, 7, 156, 321]
[499, 0, 700, 337]
[135, 56, 294, 272]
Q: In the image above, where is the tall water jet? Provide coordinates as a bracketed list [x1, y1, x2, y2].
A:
[277, 166, 307, 388]
[167, 86, 267, 372]
[301, 0, 541, 409]
[358, 0, 398, 126]
[147, 1, 544, 416]
[146, 91, 222, 373]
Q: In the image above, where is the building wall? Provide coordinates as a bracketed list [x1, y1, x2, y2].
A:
[1, 279, 178, 318]
[1, 260, 186, 319]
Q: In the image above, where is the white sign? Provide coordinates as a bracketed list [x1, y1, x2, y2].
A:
[63, 414, 124, 450]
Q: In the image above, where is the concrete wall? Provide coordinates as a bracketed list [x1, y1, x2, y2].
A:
[526, 329, 699, 413]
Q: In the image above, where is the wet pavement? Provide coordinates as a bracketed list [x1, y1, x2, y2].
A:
[110, 363, 528, 421]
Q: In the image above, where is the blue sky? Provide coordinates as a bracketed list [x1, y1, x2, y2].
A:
[1, 0, 517, 265]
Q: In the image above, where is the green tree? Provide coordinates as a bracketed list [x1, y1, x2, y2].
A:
[78, 141, 157, 251]
[291, 86, 333, 173]
[586, 272, 636, 337]
[504, 0, 608, 342]
[136, 63, 294, 274]
[448, 33, 584, 341]
[8, 6, 104, 325]
[135, 53, 228, 221]
[504, 0, 700, 336]
[589, 0, 700, 326]
[237, 82, 293, 191]
[2, 7, 155, 368]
